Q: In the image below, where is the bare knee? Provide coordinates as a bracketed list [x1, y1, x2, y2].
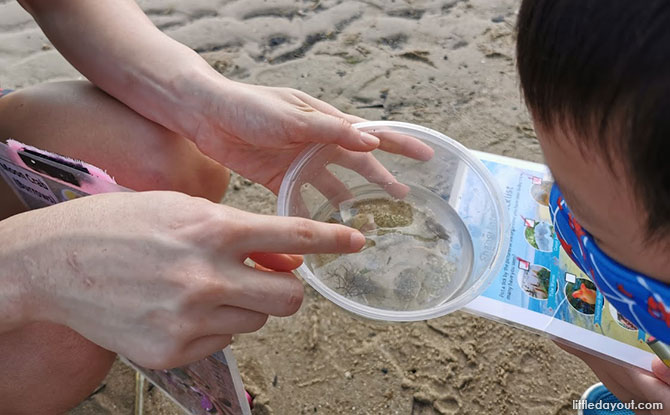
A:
[135, 143, 230, 202]
[0, 81, 230, 202]
[188, 157, 230, 202]
[0, 322, 116, 414]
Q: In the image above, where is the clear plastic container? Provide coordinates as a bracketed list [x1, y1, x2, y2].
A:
[277, 121, 509, 321]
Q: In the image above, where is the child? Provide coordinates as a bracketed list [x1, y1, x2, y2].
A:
[517, 0, 670, 410]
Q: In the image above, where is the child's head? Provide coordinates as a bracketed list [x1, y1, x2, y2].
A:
[516, 0, 670, 282]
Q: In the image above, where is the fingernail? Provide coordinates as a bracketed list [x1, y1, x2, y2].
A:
[350, 231, 366, 250]
[361, 132, 380, 148]
[416, 145, 435, 161]
[386, 182, 411, 199]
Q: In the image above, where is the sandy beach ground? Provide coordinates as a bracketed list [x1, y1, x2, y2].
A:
[0, 0, 598, 413]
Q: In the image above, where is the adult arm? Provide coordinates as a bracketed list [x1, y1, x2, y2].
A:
[19, 0, 432, 193]
[0, 191, 365, 368]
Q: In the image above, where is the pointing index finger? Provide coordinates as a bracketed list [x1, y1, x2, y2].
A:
[233, 215, 366, 255]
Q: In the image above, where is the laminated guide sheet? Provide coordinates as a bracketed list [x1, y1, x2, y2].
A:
[464, 151, 654, 371]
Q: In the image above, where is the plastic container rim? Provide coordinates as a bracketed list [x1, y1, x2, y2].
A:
[277, 121, 510, 321]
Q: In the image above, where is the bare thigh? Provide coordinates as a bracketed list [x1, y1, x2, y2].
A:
[0, 81, 230, 414]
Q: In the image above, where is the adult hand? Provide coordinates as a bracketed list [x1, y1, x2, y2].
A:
[21, 1, 433, 195]
[2, 191, 365, 369]
[192, 81, 434, 193]
[556, 341, 670, 414]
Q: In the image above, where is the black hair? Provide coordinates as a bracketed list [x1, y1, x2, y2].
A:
[517, 0, 670, 239]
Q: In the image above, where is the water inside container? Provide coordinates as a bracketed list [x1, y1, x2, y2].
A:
[306, 184, 474, 311]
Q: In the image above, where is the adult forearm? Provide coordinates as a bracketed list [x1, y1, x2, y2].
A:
[19, 0, 226, 140]
[0, 214, 35, 334]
